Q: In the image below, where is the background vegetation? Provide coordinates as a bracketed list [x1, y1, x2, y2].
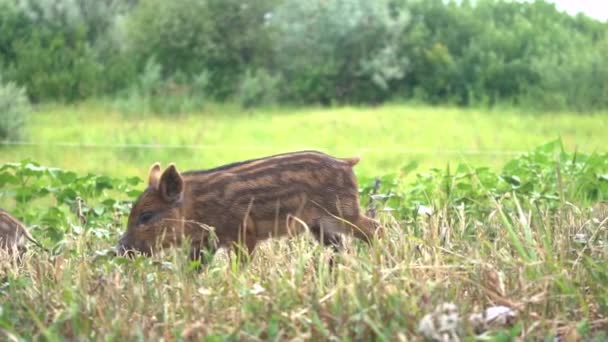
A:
[0, 0, 607, 113]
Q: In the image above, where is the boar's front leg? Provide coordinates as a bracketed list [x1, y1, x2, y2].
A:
[230, 226, 259, 266]
[310, 223, 343, 269]
[310, 224, 343, 252]
[189, 235, 219, 266]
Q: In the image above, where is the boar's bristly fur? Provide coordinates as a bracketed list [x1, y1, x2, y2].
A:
[117, 151, 381, 262]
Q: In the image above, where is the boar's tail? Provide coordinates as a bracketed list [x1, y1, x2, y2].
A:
[341, 157, 360, 167]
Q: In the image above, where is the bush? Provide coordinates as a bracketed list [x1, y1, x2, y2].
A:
[125, 0, 213, 79]
[0, 0, 135, 102]
[269, 0, 409, 104]
[113, 59, 208, 116]
[124, 0, 277, 99]
[399, 0, 608, 108]
[236, 69, 281, 109]
[85, 1, 139, 96]
[0, 1, 97, 101]
[0, 77, 30, 141]
[525, 36, 608, 111]
[1, 0, 607, 110]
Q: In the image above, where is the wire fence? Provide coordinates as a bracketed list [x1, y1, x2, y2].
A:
[0, 140, 527, 156]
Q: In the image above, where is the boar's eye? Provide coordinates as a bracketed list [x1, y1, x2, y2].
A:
[137, 211, 157, 225]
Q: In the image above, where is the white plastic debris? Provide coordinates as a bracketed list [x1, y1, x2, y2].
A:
[574, 233, 588, 244]
[417, 205, 434, 216]
[197, 287, 212, 296]
[469, 305, 518, 333]
[418, 302, 461, 341]
[250, 283, 266, 296]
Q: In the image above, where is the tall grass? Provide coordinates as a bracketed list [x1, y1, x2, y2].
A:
[1, 141, 607, 339]
[1, 201, 606, 340]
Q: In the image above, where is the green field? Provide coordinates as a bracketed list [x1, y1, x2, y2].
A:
[1, 104, 608, 340]
[2, 103, 607, 179]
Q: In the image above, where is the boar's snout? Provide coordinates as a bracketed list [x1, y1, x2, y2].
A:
[116, 233, 152, 257]
[115, 243, 129, 257]
[116, 234, 135, 257]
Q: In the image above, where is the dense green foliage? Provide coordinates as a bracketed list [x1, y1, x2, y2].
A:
[400, 0, 608, 110]
[270, 0, 409, 104]
[360, 140, 608, 219]
[0, 161, 140, 247]
[0, 0, 606, 110]
[0, 0, 136, 102]
[1, 142, 607, 339]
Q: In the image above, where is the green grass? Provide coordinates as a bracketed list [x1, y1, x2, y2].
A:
[1, 102, 607, 179]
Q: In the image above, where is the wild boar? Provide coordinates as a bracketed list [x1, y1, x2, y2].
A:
[117, 151, 381, 262]
[0, 208, 30, 258]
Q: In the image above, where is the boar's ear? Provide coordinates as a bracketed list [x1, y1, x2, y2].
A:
[148, 163, 162, 189]
[159, 164, 184, 203]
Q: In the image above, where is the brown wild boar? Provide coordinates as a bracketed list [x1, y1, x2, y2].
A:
[0, 208, 30, 257]
[117, 151, 381, 261]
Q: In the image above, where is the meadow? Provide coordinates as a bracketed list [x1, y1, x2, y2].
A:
[1, 102, 607, 178]
[0, 103, 607, 340]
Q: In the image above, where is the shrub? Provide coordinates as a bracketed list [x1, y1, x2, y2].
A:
[236, 69, 281, 109]
[0, 0, 138, 102]
[0, 0, 95, 101]
[124, 0, 277, 99]
[0, 76, 30, 141]
[125, 0, 213, 79]
[113, 59, 208, 116]
[525, 36, 608, 111]
[269, 0, 410, 104]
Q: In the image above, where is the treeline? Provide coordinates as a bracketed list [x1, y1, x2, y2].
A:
[0, 0, 607, 111]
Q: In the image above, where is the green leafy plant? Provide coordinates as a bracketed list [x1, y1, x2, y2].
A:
[0, 161, 142, 249]
[361, 139, 608, 220]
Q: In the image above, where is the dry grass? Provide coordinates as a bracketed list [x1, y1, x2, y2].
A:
[1, 200, 606, 340]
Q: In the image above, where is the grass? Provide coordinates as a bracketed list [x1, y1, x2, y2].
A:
[0, 103, 607, 339]
[1, 101, 607, 179]
[1, 200, 606, 340]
